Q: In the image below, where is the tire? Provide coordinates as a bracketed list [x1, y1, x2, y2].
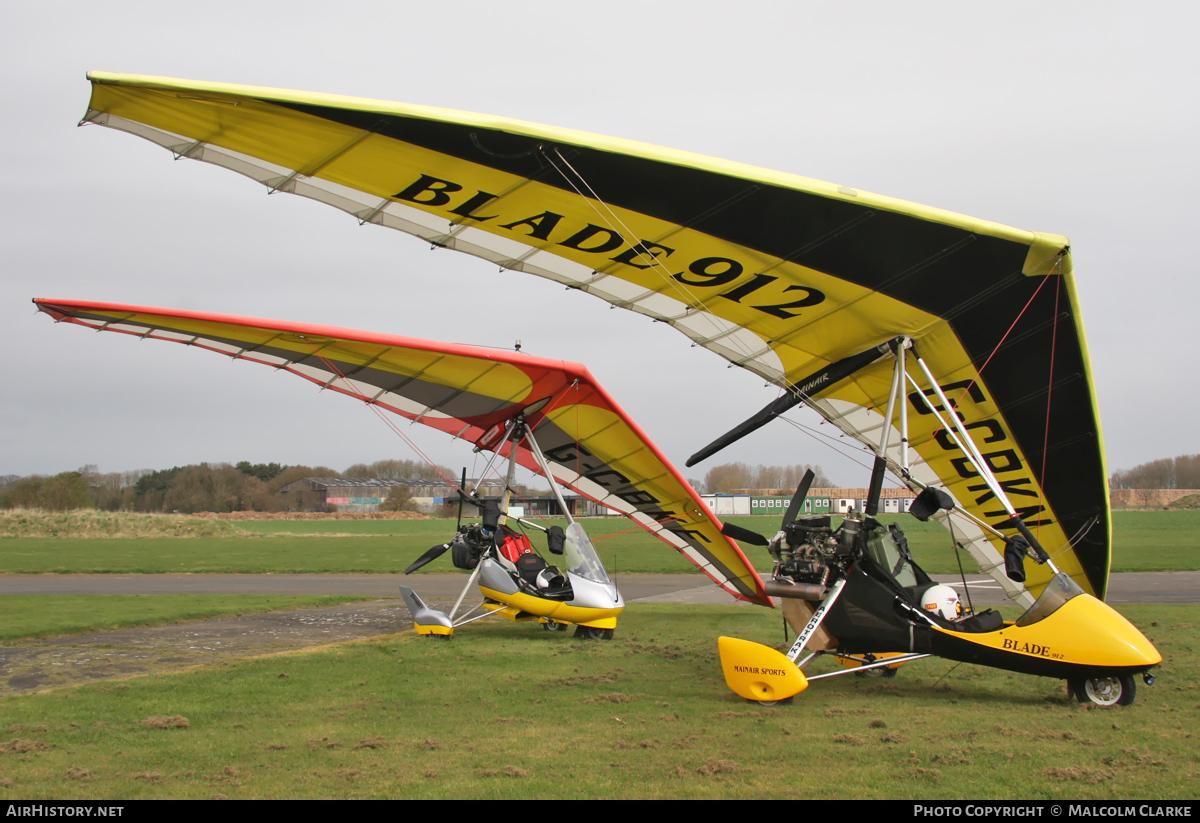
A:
[753, 697, 794, 707]
[855, 666, 898, 679]
[574, 626, 614, 640]
[850, 654, 899, 678]
[542, 621, 566, 632]
[1069, 675, 1136, 707]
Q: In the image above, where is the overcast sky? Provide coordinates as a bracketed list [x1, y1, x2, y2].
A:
[2, 1, 1196, 488]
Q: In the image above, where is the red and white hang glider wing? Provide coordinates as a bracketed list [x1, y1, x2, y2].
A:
[34, 298, 770, 606]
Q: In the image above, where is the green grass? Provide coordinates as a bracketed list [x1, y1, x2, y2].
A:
[0, 511, 1194, 575]
[0, 536, 427, 575]
[0, 595, 372, 643]
[0, 519, 700, 575]
[0, 603, 1192, 799]
[1101, 511, 1200, 572]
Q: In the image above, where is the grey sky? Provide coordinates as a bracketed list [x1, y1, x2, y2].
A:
[3, 1, 1196, 487]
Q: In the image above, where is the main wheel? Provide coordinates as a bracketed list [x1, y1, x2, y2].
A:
[856, 666, 898, 679]
[573, 626, 615, 640]
[1069, 675, 1136, 706]
[848, 654, 898, 678]
[753, 697, 794, 707]
[542, 620, 566, 632]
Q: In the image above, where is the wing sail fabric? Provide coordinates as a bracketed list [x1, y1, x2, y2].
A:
[34, 298, 769, 606]
[81, 73, 1109, 604]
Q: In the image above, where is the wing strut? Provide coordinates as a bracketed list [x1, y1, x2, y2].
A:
[906, 347, 1057, 573]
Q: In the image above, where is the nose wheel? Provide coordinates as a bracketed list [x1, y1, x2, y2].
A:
[1069, 675, 1137, 706]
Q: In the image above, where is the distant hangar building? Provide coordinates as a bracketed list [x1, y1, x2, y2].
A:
[703, 487, 917, 517]
[278, 477, 498, 514]
[278, 477, 589, 516]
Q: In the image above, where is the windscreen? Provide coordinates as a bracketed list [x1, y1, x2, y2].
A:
[563, 522, 613, 587]
[1015, 572, 1085, 627]
[865, 523, 918, 588]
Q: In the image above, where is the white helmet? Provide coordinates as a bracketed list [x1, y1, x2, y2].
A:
[921, 584, 961, 621]
[536, 567, 566, 590]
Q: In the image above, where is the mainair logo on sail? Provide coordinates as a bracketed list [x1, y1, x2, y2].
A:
[393, 174, 827, 321]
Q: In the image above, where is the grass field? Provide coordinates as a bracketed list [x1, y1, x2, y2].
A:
[0, 603, 1193, 799]
[0, 511, 1194, 575]
[0, 595, 371, 643]
[0, 509, 1191, 799]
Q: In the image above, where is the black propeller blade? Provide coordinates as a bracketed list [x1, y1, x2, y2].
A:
[455, 467, 467, 531]
[720, 521, 770, 547]
[404, 542, 451, 575]
[781, 470, 816, 528]
[686, 340, 900, 468]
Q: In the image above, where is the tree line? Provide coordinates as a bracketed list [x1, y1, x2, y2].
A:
[688, 462, 834, 495]
[0, 458, 551, 514]
[1109, 454, 1200, 490]
[1, 458, 838, 513]
[0, 459, 458, 513]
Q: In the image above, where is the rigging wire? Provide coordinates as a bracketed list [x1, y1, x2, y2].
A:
[930, 661, 965, 690]
[542, 148, 770, 373]
[945, 516, 975, 616]
[299, 339, 592, 521]
[1037, 275, 1063, 542]
[911, 262, 1058, 468]
[300, 343, 460, 489]
[774, 413, 908, 485]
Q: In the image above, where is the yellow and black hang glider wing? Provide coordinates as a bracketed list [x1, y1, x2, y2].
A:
[81, 73, 1108, 604]
[34, 298, 769, 606]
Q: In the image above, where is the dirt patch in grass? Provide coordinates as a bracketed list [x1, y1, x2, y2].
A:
[0, 739, 52, 754]
[140, 716, 189, 729]
[0, 599, 447, 696]
[1044, 766, 1115, 784]
[696, 758, 738, 776]
[589, 693, 633, 704]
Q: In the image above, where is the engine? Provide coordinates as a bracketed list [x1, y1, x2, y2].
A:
[450, 524, 492, 570]
[771, 511, 864, 587]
